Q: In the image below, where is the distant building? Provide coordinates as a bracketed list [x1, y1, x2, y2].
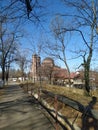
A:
[42, 57, 54, 67]
[31, 54, 41, 82]
[31, 54, 84, 87]
[31, 54, 60, 82]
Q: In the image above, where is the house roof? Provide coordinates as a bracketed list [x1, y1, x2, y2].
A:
[53, 69, 80, 79]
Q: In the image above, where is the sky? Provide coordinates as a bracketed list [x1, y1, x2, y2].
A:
[16, 0, 98, 71]
[19, 0, 84, 71]
[1, 0, 98, 72]
[18, 1, 70, 61]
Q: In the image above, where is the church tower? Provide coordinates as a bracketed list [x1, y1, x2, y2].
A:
[31, 54, 41, 82]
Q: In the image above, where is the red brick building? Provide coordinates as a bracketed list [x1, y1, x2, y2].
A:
[31, 54, 83, 87]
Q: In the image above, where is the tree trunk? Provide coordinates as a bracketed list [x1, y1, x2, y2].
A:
[84, 63, 90, 93]
[2, 64, 5, 86]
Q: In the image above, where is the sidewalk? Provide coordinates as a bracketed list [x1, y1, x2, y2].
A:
[0, 85, 55, 130]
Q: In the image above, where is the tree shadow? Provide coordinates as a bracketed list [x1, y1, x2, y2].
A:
[81, 96, 98, 130]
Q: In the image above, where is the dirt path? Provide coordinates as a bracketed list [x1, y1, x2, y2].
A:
[0, 85, 56, 130]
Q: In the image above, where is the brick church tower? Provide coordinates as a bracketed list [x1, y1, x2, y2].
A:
[31, 54, 41, 82]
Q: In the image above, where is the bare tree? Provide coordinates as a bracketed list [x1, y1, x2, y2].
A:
[45, 16, 71, 85]
[18, 56, 27, 81]
[16, 50, 29, 81]
[0, 0, 45, 25]
[57, 0, 98, 93]
[0, 16, 20, 84]
[41, 64, 54, 84]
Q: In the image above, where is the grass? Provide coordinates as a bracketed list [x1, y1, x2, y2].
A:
[21, 82, 98, 107]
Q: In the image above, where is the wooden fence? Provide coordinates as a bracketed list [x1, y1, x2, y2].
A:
[42, 90, 98, 120]
[23, 84, 98, 130]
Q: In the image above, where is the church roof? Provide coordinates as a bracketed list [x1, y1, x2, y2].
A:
[42, 57, 54, 65]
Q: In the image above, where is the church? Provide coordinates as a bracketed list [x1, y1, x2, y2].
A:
[31, 54, 83, 87]
[31, 54, 59, 83]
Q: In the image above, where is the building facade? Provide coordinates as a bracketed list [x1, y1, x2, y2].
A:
[31, 54, 41, 82]
[31, 54, 84, 87]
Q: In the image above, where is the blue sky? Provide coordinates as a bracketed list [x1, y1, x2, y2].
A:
[1, 0, 98, 72]
[17, 0, 98, 72]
